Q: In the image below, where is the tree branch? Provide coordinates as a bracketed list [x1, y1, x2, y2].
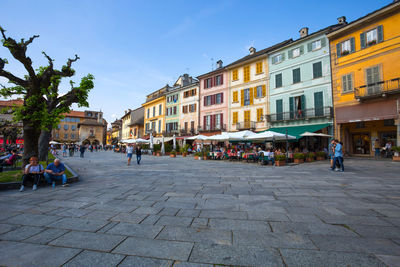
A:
[67, 54, 79, 68]
[0, 27, 6, 40]
[0, 69, 28, 87]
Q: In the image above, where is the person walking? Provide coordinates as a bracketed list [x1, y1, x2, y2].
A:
[136, 145, 142, 165]
[374, 138, 381, 159]
[328, 139, 335, 168]
[79, 145, 86, 158]
[126, 144, 134, 166]
[331, 140, 344, 172]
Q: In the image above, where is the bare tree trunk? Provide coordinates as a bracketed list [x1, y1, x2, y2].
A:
[38, 128, 52, 161]
[22, 121, 41, 166]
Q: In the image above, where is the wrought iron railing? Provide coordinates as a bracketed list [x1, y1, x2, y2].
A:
[198, 124, 226, 132]
[355, 78, 400, 99]
[267, 106, 333, 122]
[236, 121, 256, 130]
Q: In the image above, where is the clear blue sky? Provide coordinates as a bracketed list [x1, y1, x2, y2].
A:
[0, 0, 392, 125]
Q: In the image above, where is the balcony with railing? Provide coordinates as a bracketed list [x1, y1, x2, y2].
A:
[180, 129, 197, 135]
[267, 106, 333, 123]
[145, 128, 156, 134]
[198, 124, 226, 132]
[162, 129, 179, 137]
[236, 121, 256, 130]
[355, 78, 400, 100]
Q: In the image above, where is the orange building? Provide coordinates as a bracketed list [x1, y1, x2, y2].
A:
[327, 2, 400, 156]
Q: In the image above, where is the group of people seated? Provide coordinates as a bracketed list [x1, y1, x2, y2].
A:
[19, 157, 68, 192]
[0, 149, 21, 172]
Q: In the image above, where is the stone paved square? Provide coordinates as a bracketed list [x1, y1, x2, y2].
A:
[0, 152, 399, 266]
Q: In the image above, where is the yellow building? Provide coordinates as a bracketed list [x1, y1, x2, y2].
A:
[142, 85, 169, 137]
[111, 119, 122, 144]
[53, 111, 85, 143]
[227, 42, 290, 132]
[327, 2, 400, 156]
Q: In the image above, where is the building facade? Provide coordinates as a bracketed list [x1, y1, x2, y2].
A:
[111, 119, 122, 144]
[267, 24, 344, 141]
[328, 2, 400, 155]
[197, 61, 228, 135]
[78, 110, 107, 145]
[165, 85, 181, 137]
[53, 111, 85, 143]
[179, 78, 199, 136]
[227, 42, 291, 133]
[121, 107, 144, 140]
[142, 85, 168, 137]
[0, 99, 24, 145]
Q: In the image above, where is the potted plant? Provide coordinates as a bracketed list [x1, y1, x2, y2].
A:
[392, 146, 400, 161]
[170, 150, 177, 158]
[275, 154, 286, 166]
[202, 150, 208, 160]
[156, 150, 161, 157]
[152, 151, 156, 156]
[368, 40, 377, 46]
[316, 151, 326, 161]
[293, 153, 305, 164]
[180, 145, 188, 157]
[194, 152, 201, 160]
[306, 152, 315, 162]
[341, 50, 350, 56]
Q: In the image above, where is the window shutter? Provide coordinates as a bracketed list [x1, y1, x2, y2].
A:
[314, 92, 323, 108]
[289, 97, 294, 119]
[203, 116, 206, 128]
[262, 84, 266, 97]
[204, 96, 207, 106]
[336, 43, 341, 58]
[281, 53, 285, 61]
[300, 45, 304, 55]
[220, 74, 224, 85]
[288, 50, 293, 59]
[350, 37, 355, 53]
[276, 99, 283, 114]
[221, 92, 224, 103]
[301, 95, 306, 111]
[342, 76, 347, 92]
[220, 113, 223, 127]
[360, 33, 366, 49]
[307, 42, 312, 52]
[204, 80, 207, 88]
[240, 89, 244, 106]
[249, 87, 254, 105]
[194, 103, 196, 112]
[272, 56, 276, 64]
[212, 94, 216, 105]
[377, 25, 383, 43]
[321, 38, 326, 47]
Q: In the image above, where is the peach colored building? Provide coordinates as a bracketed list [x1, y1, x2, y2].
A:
[197, 60, 228, 135]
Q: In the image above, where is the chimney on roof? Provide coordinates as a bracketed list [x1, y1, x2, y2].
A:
[216, 60, 223, 69]
[299, 27, 309, 38]
[337, 16, 347, 25]
[249, 47, 256, 55]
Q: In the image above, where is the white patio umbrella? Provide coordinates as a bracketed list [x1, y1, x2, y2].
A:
[300, 132, 332, 138]
[150, 135, 154, 150]
[135, 138, 150, 143]
[161, 136, 165, 155]
[125, 139, 136, 144]
[173, 134, 176, 150]
[186, 135, 209, 140]
[245, 130, 296, 141]
[206, 132, 230, 141]
[183, 138, 186, 147]
[49, 140, 60, 145]
[228, 130, 256, 141]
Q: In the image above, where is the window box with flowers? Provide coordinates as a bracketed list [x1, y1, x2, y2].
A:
[341, 50, 350, 56]
[275, 154, 286, 166]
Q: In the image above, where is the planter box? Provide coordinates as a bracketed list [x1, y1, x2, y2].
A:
[294, 158, 304, 164]
[393, 156, 400, 161]
[170, 154, 176, 158]
[202, 156, 207, 160]
[152, 152, 156, 156]
[316, 157, 325, 161]
[306, 158, 314, 162]
[182, 153, 187, 157]
[275, 160, 285, 166]
[156, 152, 161, 157]
[194, 156, 199, 160]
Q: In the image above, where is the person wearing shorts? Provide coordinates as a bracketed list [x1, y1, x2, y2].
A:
[126, 144, 134, 166]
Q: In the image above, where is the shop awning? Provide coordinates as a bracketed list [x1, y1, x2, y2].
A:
[267, 123, 332, 139]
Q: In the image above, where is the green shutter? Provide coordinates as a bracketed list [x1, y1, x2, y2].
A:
[288, 50, 293, 59]
[300, 45, 304, 55]
[314, 92, 323, 116]
[276, 99, 283, 121]
[336, 43, 341, 58]
[281, 53, 285, 61]
[360, 33, 366, 49]
[275, 74, 282, 88]
[321, 38, 326, 47]
[350, 37, 355, 53]
[313, 62, 322, 78]
[307, 42, 312, 52]
[272, 56, 276, 64]
[289, 97, 294, 119]
[377, 25, 383, 43]
[300, 95, 306, 111]
[342, 76, 347, 92]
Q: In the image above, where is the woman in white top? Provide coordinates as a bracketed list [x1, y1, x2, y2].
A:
[126, 144, 134, 166]
[20, 157, 44, 192]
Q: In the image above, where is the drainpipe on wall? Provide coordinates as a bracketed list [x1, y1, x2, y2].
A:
[327, 35, 336, 140]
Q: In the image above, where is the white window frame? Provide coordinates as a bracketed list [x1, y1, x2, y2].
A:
[312, 40, 322, 51]
[366, 28, 378, 44]
[292, 47, 300, 58]
[256, 86, 263, 98]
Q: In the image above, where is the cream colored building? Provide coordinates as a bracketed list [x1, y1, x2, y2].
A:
[121, 107, 144, 140]
[78, 110, 107, 145]
[179, 80, 199, 135]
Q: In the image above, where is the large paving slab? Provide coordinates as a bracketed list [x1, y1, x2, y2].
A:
[0, 151, 399, 266]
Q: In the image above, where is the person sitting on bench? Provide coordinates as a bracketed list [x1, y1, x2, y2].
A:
[0, 150, 20, 172]
[19, 157, 44, 192]
[44, 159, 69, 188]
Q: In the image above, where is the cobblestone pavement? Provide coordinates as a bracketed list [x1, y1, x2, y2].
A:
[1, 151, 400, 266]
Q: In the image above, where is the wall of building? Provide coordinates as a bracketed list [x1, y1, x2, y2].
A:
[179, 83, 199, 134]
[143, 96, 166, 137]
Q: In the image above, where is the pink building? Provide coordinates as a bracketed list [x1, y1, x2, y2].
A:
[197, 60, 228, 135]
